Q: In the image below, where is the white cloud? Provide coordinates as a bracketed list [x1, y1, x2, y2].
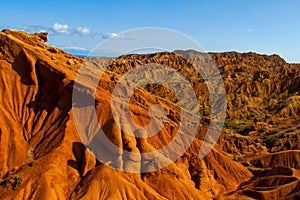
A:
[52, 23, 91, 36]
[247, 28, 254, 32]
[7, 23, 95, 38]
[53, 23, 69, 34]
[15, 25, 51, 34]
[61, 46, 88, 51]
[110, 33, 121, 38]
[76, 27, 90, 36]
[103, 32, 125, 39]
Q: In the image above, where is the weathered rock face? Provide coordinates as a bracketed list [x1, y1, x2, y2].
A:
[0, 30, 299, 200]
[0, 29, 85, 199]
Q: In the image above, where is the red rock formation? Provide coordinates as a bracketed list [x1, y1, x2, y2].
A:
[0, 30, 299, 199]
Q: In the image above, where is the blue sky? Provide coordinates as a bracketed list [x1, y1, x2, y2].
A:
[1, 0, 299, 62]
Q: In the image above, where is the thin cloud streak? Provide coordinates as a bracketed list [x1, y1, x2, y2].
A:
[3, 23, 127, 40]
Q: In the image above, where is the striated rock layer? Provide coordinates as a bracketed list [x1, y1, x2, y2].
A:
[0, 30, 299, 199]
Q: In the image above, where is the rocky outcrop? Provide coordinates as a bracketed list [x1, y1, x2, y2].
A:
[0, 30, 299, 199]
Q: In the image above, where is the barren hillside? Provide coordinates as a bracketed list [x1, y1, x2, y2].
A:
[0, 30, 299, 199]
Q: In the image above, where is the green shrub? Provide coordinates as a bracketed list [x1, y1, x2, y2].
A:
[223, 121, 241, 130]
[0, 174, 22, 190]
[263, 136, 276, 149]
[237, 126, 253, 136]
[258, 128, 267, 133]
[12, 175, 22, 190]
[224, 121, 253, 136]
[0, 179, 10, 188]
[233, 153, 240, 162]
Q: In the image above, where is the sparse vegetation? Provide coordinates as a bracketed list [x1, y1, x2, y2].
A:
[263, 135, 276, 149]
[233, 153, 240, 162]
[0, 174, 23, 190]
[258, 128, 267, 133]
[224, 121, 253, 136]
[269, 128, 279, 134]
[12, 175, 22, 190]
[238, 126, 253, 136]
[286, 129, 294, 133]
[224, 121, 241, 130]
[0, 179, 10, 188]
